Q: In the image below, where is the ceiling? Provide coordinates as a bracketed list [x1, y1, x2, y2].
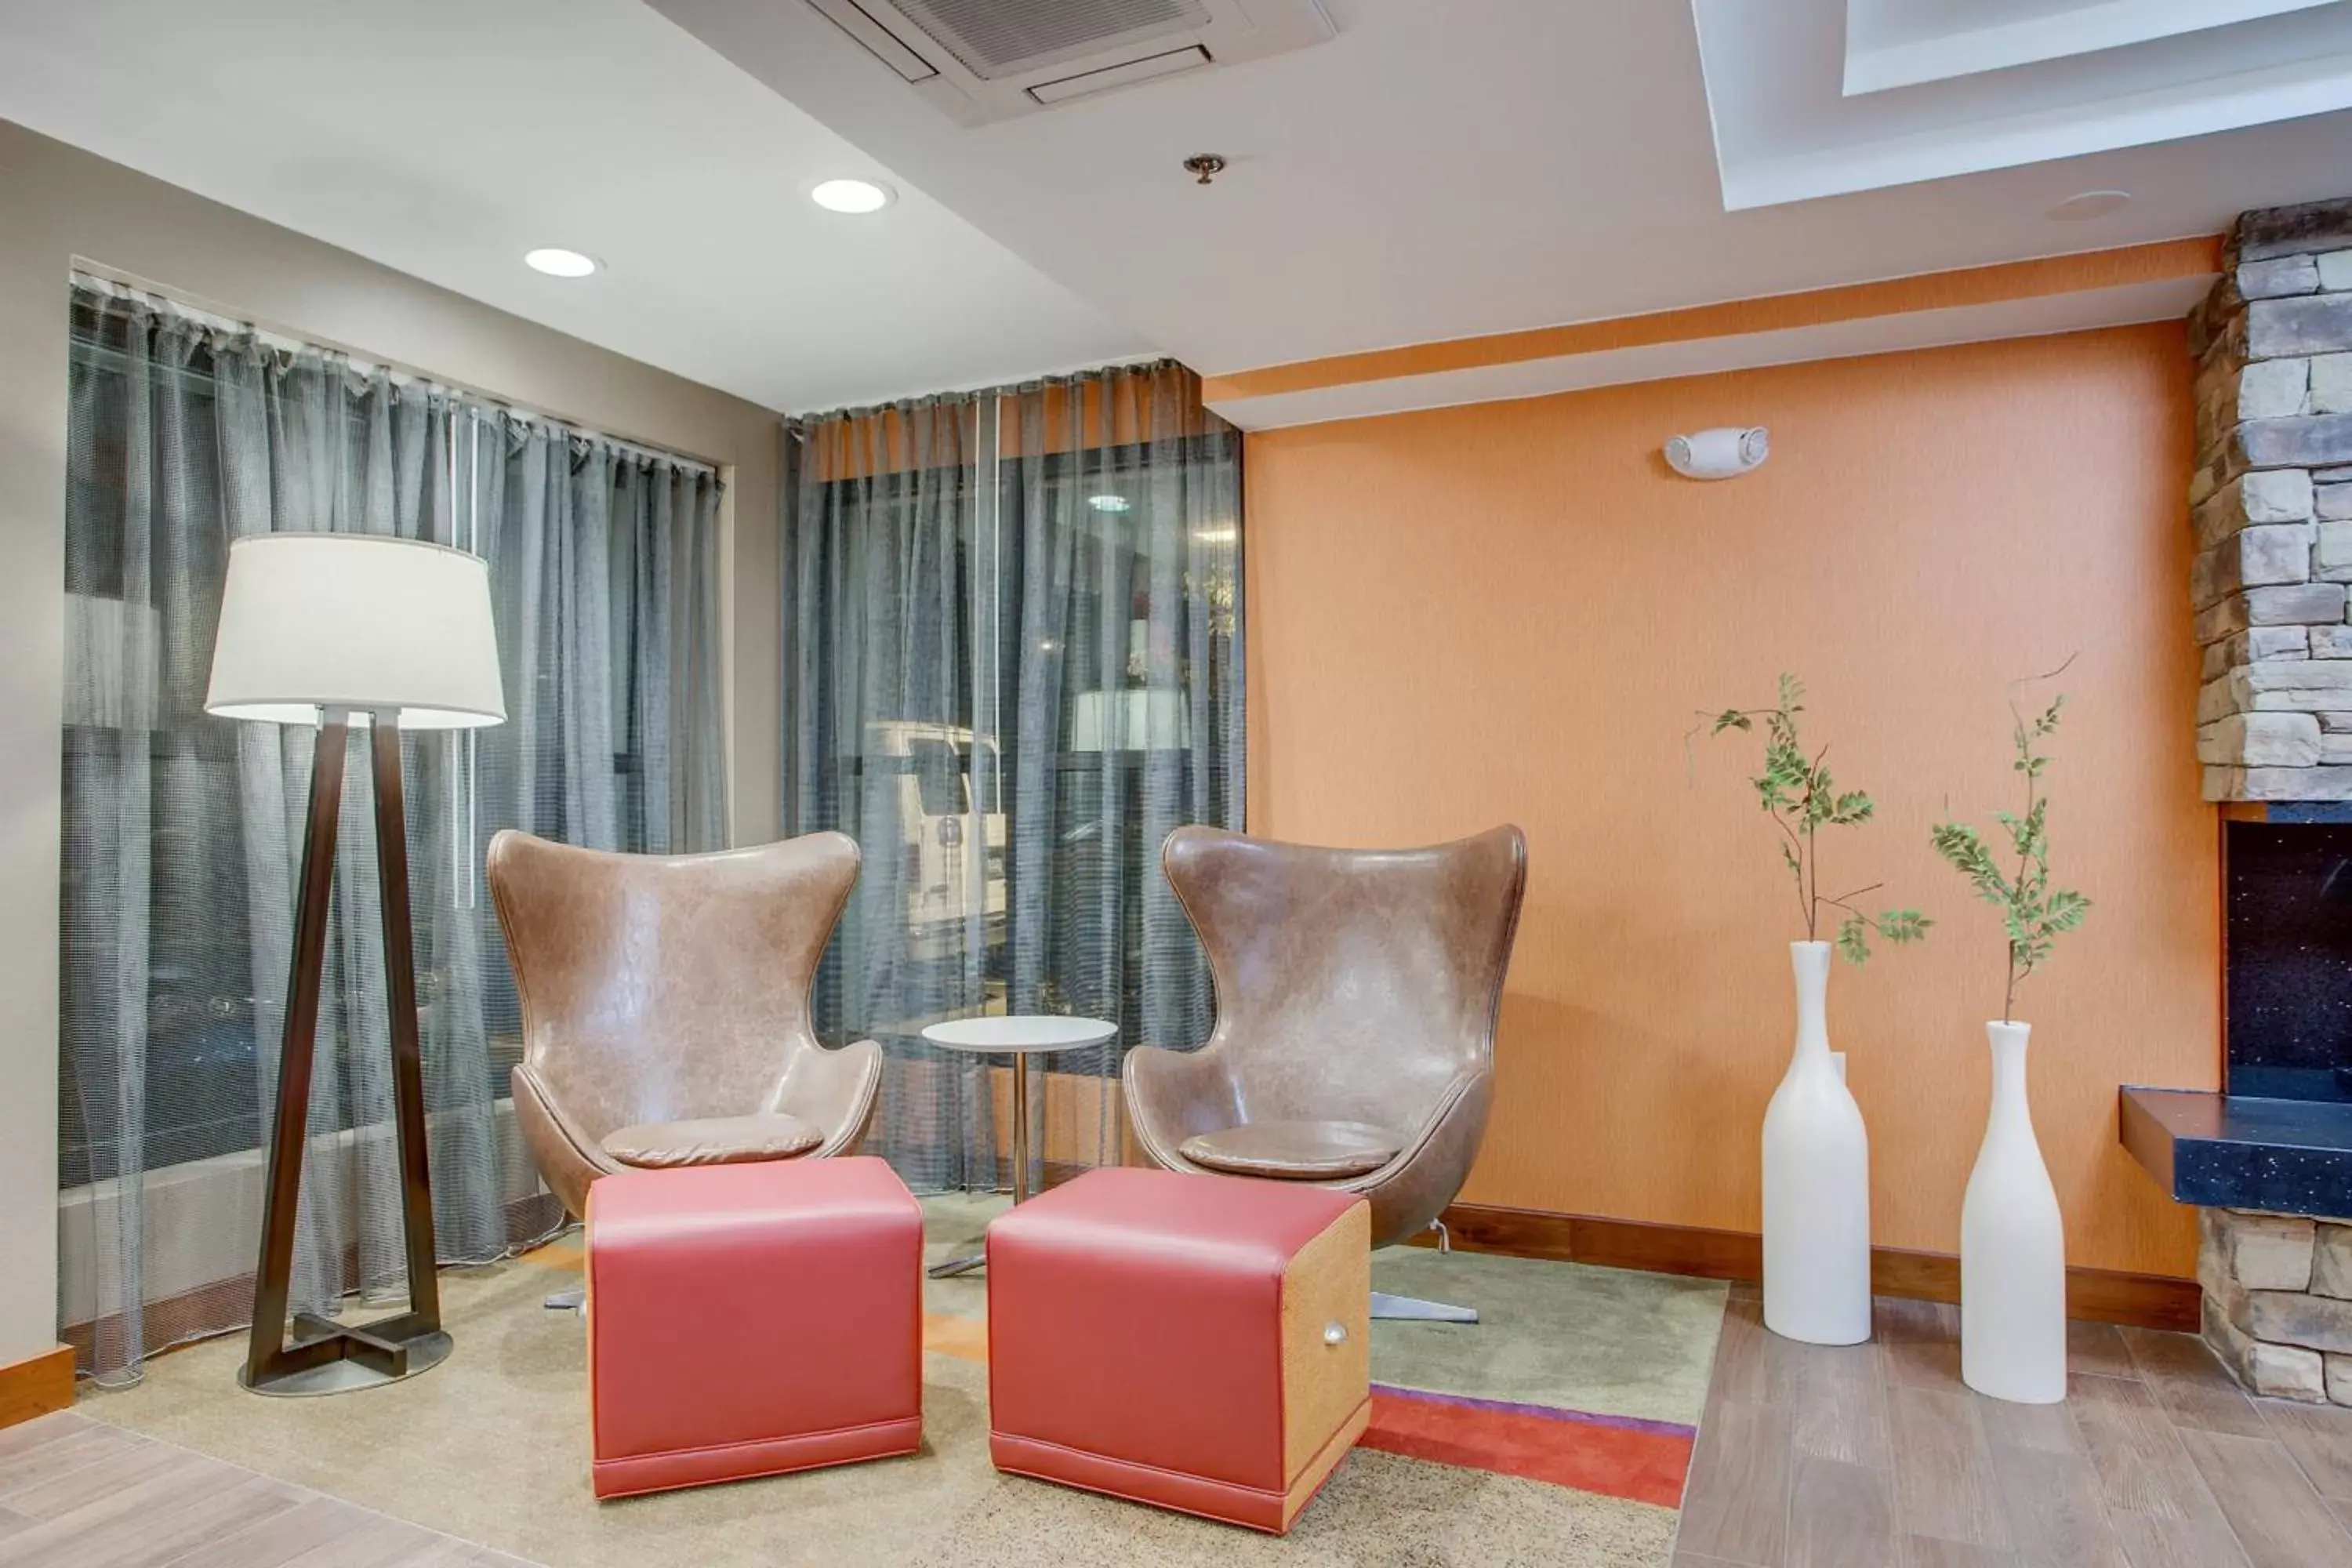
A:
[1700, 0, 2352, 208]
[652, 0, 2352, 378]
[5, 0, 2352, 413]
[1838, 0, 2343, 94]
[0, 0, 1146, 412]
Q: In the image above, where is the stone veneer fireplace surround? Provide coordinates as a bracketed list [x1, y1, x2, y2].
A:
[2201, 1207, 2352, 1401]
[2193, 197, 2352, 800]
[2122, 196, 2352, 1403]
[2128, 818, 2352, 1402]
[2176, 813, 2352, 1398]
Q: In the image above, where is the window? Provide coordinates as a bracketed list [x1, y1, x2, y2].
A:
[784, 363, 1240, 1189]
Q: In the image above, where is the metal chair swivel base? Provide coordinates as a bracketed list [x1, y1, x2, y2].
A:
[1370, 1291, 1479, 1323]
[1369, 1219, 1479, 1323]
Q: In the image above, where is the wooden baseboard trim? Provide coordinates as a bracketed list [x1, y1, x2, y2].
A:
[0, 1345, 74, 1430]
[1425, 1202, 2200, 1333]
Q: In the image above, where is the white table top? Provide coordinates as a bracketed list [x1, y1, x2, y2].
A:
[920, 1015, 1118, 1054]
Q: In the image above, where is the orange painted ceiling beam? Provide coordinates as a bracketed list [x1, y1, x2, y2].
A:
[1200, 237, 2223, 405]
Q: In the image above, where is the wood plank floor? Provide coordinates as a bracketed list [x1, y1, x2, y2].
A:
[0, 1410, 540, 1567]
[1675, 1286, 2352, 1567]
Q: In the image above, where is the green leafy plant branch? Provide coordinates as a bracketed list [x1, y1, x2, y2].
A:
[1928, 673, 2092, 1022]
[1701, 673, 1930, 964]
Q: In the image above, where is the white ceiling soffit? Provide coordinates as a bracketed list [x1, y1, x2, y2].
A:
[1842, 0, 2343, 96]
[0, 0, 1148, 413]
[806, 0, 1334, 125]
[1699, 0, 2352, 209]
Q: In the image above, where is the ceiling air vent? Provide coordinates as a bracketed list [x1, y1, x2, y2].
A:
[893, 0, 1208, 80]
[808, 0, 1333, 124]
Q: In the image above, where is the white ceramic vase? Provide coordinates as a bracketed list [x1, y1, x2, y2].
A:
[1961, 1020, 2067, 1403]
[1762, 941, 1873, 1345]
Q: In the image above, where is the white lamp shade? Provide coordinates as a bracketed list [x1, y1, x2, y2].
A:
[206, 533, 506, 728]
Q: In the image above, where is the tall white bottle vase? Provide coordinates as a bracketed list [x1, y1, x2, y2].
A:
[1762, 941, 1874, 1345]
[1962, 1021, 2067, 1403]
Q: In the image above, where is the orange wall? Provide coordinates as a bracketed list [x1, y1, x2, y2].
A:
[1243, 323, 2213, 1279]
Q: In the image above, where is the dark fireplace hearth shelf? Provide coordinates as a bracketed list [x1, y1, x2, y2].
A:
[2121, 1087, 2352, 1214]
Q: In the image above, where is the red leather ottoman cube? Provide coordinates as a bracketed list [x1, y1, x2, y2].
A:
[584, 1156, 921, 1499]
[986, 1167, 1370, 1533]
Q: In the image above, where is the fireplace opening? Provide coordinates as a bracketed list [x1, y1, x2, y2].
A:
[2227, 818, 2352, 1102]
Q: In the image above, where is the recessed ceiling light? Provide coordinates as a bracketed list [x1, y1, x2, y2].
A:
[1087, 494, 1131, 514]
[524, 248, 599, 278]
[811, 178, 895, 215]
[2047, 190, 2131, 223]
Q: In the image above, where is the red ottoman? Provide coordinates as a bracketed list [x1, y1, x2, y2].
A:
[584, 1156, 922, 1499]
[986, 1167, 1370, 1533]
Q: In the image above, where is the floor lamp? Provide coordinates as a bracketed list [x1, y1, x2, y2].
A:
[207, 533, 506, 1396]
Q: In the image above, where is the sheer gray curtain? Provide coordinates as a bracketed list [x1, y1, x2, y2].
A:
[59, 281, 726, 1384]
[783, 361, 1243, 1194]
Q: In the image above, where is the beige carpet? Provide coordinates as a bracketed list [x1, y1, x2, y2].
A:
[79, 1198, 1708, 1567]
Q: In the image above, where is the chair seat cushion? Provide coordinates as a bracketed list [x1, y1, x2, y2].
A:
[601, 1112, 822, 1168]
[1178, 1120, 1402, 1180]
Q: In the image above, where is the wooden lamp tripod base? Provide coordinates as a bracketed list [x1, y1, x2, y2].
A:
[240, 710, 450, 1396]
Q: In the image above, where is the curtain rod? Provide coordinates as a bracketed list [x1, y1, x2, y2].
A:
[785, 355, 1187, 430]
[71, 263, 725, 478]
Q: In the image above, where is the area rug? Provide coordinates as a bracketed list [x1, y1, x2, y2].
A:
[80, 1195, 1723, 1567]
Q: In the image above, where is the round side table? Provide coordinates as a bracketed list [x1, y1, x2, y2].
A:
[921, 1014, 1116, 1279]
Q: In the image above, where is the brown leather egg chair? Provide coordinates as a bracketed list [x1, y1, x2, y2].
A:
[485, 829, 882, 1294]
[1123, 823, 1526, 1321]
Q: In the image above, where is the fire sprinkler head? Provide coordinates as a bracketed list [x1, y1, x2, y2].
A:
[1182, 154, 1227, 186]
